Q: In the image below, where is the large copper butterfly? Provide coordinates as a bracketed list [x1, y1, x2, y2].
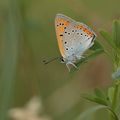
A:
[55, 14, 97, 71]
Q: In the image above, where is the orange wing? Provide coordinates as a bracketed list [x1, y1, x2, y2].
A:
[55, 16, 70, 57]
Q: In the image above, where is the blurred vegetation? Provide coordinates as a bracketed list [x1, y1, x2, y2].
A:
[0, 0, 120, 120]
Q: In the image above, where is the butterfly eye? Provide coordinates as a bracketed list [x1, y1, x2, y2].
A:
[60, 58, 65, 63]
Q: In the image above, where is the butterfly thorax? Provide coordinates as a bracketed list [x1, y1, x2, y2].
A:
[60, 55, 82, 70]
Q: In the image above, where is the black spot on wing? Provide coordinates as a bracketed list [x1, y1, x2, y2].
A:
[66, 48, 68, 50]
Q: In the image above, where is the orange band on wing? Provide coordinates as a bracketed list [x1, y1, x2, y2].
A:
[75, 25, 93, 37]
[56, 34, 65, 57]
[55, 18, 70, 57]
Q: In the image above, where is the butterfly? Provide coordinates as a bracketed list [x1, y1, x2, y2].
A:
[55, 14, 97, 71]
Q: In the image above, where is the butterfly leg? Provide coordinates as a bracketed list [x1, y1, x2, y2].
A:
[66, 63, 71, 71]
[70, 62, 78, 69]
[77, 55, 85, 60]
[66, 62, 78, 71]
[76, 55, 85, 60]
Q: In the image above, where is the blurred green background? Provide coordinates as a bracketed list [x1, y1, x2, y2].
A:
[0, 0, 120, 120]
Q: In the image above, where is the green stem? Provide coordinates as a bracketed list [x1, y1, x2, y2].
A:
[111, 83, 119, 111]
[108, 107, 119, 120]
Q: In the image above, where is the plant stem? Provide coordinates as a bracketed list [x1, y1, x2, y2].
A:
[111, 83, 119, 111]
[108, 107, 119, 120]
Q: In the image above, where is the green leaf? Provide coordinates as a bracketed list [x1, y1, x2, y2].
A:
[75, 105, 108, 120]
[82, 95, 108, 106]
[76, 105, 119, 120]
[94, 89, 111, 107]
[87, 49, 104, 58]
[90, 39, 103, 51]
[94, 88, 106, 98]
[113, 20, 120, 48]
[80, 49, 104, 66]
[100, 30, 115, 48]
[82, 95, 119, 120]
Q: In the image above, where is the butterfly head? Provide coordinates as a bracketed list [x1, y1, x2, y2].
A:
[60, 57, 66, 63]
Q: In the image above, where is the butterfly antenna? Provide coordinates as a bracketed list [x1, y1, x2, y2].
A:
[43, 57, 61, 64]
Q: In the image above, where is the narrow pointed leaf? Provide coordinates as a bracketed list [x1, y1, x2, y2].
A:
[94, 88, 106, 99]
[100, 30, 115, 48]
[90, 39, 103, 51]
[83, 95, 108, 106]
[113, 20, 120, 48]
[85, 49, 104, 61]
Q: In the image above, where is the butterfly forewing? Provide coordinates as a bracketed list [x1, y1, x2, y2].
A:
[55, 14, 76, 57]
